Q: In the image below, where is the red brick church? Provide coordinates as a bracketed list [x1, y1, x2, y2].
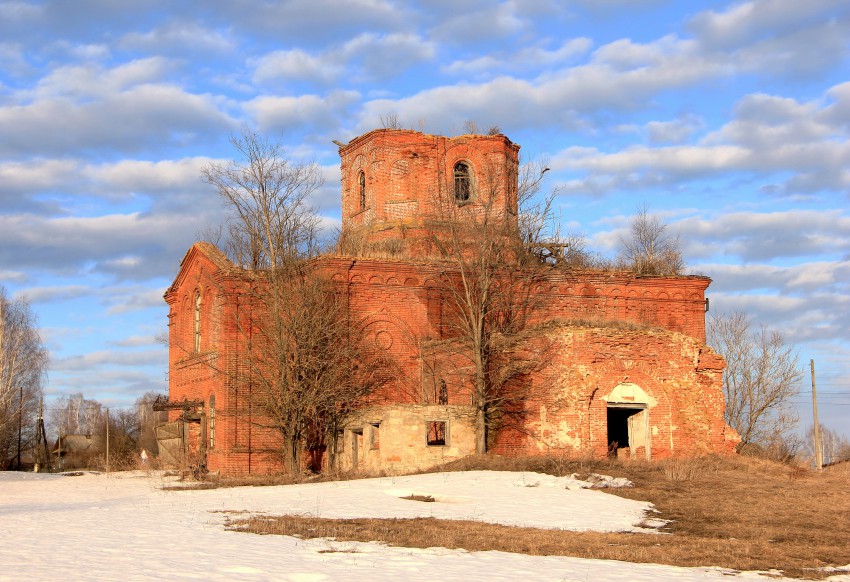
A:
[160, 129, 739, 475]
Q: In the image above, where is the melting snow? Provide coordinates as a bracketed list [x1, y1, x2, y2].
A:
[1, 470, 844, 581]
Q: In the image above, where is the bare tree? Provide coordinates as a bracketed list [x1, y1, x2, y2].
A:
[0, 287, 48, 469]
[50, 393, 103, 438]
[429, 156, 556, 454]
[707, 311, 802, 447]
[202, 128, 323, 270]
[803, 424, 850, 466]
[618, 205, 684, 276]
[203, 128, 386, 475]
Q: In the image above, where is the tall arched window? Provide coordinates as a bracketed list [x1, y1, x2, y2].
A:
[453, 161, 471, 203]
[208, 394, 216, 449]
[193, 291, 202, 353]
[358, 170, 366, 211]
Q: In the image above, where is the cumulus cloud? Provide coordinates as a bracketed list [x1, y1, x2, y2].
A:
[0, 83, 234, 158]
[442, 37, 592, 77]
[679, 210, 850, 263]
[0, 211, 214, 281]
[13, 285, 93, 304]
[202, 0, 407, 45]
[252, 33, 435, 86]
[105, 288, 168, 314]
[550, 83, 850, 197]
[245, 91, 360, 134]
[688, 0, 850, 51]
[646, 115, 704, 144]
[429, 1, 527, 43]
[119, 23, 236, 55]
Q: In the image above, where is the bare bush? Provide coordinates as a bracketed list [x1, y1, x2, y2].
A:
[618, 205, 684, 276]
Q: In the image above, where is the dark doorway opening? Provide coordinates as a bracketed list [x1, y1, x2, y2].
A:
[607, 406, 642, 451]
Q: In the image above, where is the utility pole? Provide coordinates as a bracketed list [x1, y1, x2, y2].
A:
[811, 359, 823, 472]
[16, 386, 23, 470]
[35, 398, 46, 472]
[105, 408, 110, 474]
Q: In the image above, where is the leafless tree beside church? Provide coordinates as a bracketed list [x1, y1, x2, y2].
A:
[428, 155, 558, 454]
[202, 129, 388, 475]
[707, 310, 802, 448]
[0, 287, 48, 469]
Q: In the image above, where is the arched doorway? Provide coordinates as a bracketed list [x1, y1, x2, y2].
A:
[605, 382, 652, 460]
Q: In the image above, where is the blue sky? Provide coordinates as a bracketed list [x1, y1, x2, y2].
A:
[1, 0, 848, 438]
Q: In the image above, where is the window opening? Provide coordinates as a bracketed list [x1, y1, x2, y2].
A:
[370, 422, 381, 450]
[437, 379, 448, 405]
[209, 394, 216, 449]
[426, 421, 448, 446]
[351, 428, 363, 466]
[359, 170, 366, 210]
[453, 162, 471, 203]
[193, 291, 202, 353]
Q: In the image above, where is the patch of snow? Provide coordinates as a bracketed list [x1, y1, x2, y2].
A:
[584, 473, 633, 488]
[0, 470, 828, 581]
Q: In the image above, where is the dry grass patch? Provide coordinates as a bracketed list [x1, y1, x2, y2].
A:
[227, 455, 850, 579]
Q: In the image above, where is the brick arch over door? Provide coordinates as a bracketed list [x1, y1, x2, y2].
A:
[595, 368, 673, 458]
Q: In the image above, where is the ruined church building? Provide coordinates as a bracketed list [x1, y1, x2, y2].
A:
[162, 129, 739, 475]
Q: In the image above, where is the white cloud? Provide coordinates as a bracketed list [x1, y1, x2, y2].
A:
[252, 49, 340, 85]
[688, 0, 850, 50]
[119, 23, 236, 54]
[0, 83, 234, 156]
[245, 91, 360, 134]
[28, 57, 175, 100]
[646, 115, 703, 144]
[52, 349, 166, 373]
[550, 83, 850, 197]
[443, 37, 592, 77]
[429, 1, 526, 43]
[13, 285, 93, 303]
[105, 288, 167, 314]
[251, 33, 435, 86]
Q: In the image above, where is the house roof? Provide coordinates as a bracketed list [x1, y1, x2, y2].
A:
[52, 434, 96, 455]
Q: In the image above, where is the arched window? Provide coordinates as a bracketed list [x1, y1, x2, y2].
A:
[208, 394, 216, 449]
[453, 161, 471, 203]
[358, 170, 366, 211]
[193, 291, 202, 353]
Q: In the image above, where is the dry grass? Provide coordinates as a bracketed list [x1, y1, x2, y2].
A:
[226, 455, 850, 579]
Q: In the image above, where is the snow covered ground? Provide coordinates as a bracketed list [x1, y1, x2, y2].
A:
[0, 470, 844, 581]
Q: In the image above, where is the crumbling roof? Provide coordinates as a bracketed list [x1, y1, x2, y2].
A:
[184, 241, 235, 273]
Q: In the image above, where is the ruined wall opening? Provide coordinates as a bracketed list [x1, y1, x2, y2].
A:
[426, 420, 448, 446]
[606, 404, 649, 459]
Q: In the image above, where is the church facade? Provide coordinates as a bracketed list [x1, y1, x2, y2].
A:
[161, 129, 739, 475]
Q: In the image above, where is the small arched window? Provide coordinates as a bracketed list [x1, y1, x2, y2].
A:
[453, 161, 471, 203]
[358, 171, 366, 211]
[193, 291, 202, 353]
[208, 394, 216, 449]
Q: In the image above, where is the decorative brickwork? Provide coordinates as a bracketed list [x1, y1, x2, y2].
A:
[163, 129, 738, 475]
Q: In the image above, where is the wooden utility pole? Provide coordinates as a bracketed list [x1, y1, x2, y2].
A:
[16, 386, 23, 470]
[35, 398, 47, 472]
[811, 359, 823, 472]
[105, 408, 110, 474]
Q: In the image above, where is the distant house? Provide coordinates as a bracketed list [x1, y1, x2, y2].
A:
[161, 129, 740, 476]
[53, 434, 99, 470]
